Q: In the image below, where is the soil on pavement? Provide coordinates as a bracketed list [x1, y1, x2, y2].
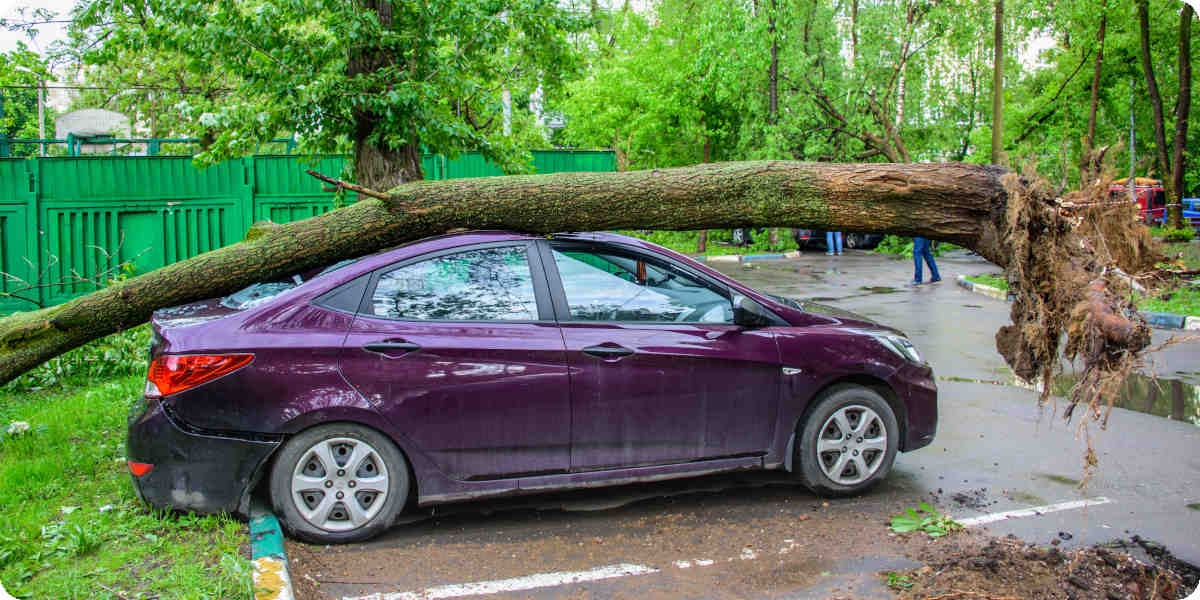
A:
[891, 531, 1198, 600]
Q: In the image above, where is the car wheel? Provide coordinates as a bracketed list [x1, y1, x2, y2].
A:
[795, 385, 899, 497]
[844, 234, 859, 249]
[270, 423, 409, 543]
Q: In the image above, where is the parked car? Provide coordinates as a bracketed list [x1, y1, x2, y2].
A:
[793, 229, 884, 251]
[126, 231, 937, 543]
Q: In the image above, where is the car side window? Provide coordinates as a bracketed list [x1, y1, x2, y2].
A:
[370, 246, 539, 321]
[551, 248, 733, 323]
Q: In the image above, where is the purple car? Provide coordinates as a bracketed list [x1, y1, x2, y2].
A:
[126, 231, 937, 543]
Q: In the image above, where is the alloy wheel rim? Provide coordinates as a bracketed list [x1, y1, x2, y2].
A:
[291, 437, 390, 532]
[815, 405, 887, 485]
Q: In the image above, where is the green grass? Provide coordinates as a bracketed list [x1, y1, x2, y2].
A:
[1162, 241, 1200, 270]
[617, 229, 798, 256]
[1149, 225, 1197, 242]
[964, 273, 1010, 290]
[0, 371, 251, 598]
[1138, 285, 1200, 317]
[966, 271, 1198, 316]
[871, 235, 960, 257]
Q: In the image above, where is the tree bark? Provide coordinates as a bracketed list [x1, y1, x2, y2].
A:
[991, 0, 1005, 166]
[768, 0, 779, 126]
[0, 161, 1017, 387]
[348, 0, 424, 189]
[850, 0, 858, 69]
[1137, 0, 1172, 196]
[1081, 0, 1107, 183]
[1170, 4, 1193, 229]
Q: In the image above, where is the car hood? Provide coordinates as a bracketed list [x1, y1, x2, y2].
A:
[795, 301, 902, 334]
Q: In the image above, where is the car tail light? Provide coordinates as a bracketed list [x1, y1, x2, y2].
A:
[146, 354, 254, 398]
[127, 461, 154, 477]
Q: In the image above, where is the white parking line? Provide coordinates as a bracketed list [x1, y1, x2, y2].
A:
[956, 497, 1114, 527]
[343, 498, 1117, 600]
[343, 564, 660, 600]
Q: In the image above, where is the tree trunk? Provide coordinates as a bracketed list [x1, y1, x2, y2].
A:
[1081, 0, 1107, 183]
[850, 0, 858, 69]
[1137, 0, 1172, 197]
[348, 0, 424, 190]
[1170, 4, 1194, 229]
[991, 0, 1005, 166]
[0, 162, 1017, 386]
[768, 0, 779, 126]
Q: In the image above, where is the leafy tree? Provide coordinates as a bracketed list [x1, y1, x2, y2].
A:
[0, 43, 56, 155]
[71, 0, 589, 188]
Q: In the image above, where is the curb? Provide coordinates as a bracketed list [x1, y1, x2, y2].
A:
[955, 274, 1013, 302]
[250, 500, 294, 600]
[693, 251, 801, 263]
[955, 275, 1198, 330]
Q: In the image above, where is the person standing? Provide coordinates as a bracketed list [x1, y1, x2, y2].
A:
[910, 237, 941, 285]
[825, 231, 843, 255]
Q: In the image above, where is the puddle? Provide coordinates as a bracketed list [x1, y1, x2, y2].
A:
[939, 371, 1200, 428]
[1037, 473, 1082, 487]
[858, 286, 899, 294]
[1048, 372, 1200, 426]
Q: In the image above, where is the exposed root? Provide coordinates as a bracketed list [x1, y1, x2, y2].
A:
[990, 170, 1195, 483]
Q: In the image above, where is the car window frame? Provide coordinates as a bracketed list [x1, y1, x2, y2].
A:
[537, 239, 745, 325]
[353, 240, 556, 324]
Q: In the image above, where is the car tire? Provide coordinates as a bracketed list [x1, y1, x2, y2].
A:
[844, 234, 860, 249]
[794, 385, 899, 497]
[270, 423, 410, 544]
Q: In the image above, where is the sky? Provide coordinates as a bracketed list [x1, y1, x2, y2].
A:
[0, 0, 73, 55]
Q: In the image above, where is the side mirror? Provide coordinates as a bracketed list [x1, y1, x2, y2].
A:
[732, 294, 775, 328]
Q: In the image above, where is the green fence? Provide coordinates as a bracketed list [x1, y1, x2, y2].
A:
[0, 150, 615, 311]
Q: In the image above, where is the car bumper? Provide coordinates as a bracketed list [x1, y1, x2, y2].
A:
[892, 362, 938, 452]
[126, 398, 280, 518]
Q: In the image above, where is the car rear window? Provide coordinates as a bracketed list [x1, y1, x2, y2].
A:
[221, 258, 362, 310]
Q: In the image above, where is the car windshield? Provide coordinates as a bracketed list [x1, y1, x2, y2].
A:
[221, 258, 362, 310]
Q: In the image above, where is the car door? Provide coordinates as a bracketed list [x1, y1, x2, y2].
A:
[339, 241, 571, 481]
[539, 240, 782, 472]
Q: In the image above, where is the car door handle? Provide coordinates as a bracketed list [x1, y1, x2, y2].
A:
[364, 341, 421, 356]
[582, 345, 635, 359]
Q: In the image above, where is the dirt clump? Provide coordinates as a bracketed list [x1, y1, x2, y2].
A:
[891, 532, 1194, 600]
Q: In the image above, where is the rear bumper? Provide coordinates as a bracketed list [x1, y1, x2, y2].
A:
[126, 398, 279, 518]
[892, 362, 938, 452]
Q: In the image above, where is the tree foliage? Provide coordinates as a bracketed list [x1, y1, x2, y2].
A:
[67, 0, 589, 187]
[558, 0, 1198, 203]
[0, 43, 56, 151]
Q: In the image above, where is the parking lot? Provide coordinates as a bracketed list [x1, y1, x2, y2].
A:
[284, 249, 1200, 600]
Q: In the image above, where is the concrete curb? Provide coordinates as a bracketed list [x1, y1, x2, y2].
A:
[250, 501, 294, 600]
[693, 251, 800, 263]
[954, 274, 1013, 302]
[956, 275, 1198, 330]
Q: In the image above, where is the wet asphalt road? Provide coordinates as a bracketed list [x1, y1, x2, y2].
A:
[287, 249, 1200, 600]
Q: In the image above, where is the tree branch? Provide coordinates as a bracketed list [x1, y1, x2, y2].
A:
[304, 170, 391, 200]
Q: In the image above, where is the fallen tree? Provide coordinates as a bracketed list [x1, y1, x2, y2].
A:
[0, 161, 1159, 428]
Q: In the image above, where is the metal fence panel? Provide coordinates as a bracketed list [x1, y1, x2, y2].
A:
[0, 150, 615, 310]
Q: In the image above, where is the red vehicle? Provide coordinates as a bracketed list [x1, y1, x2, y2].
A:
[1109, 177, 1167, 224]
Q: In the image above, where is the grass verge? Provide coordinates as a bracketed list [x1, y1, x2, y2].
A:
[1138, 286, 1200, 317]
[0, 371, 251, 598]
[967, 272, 1198, 317]
[963, 273, 1009, 290]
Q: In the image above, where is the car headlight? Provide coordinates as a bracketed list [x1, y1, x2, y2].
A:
[872, 333, 923, 364]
